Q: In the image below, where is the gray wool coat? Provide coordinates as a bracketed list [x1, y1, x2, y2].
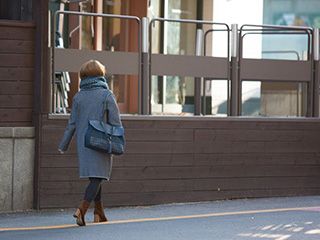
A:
[58, 87, 122, 180]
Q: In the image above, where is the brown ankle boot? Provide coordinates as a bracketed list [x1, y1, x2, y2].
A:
[73, 200, 90, 226]
[94, 201, 108, 223]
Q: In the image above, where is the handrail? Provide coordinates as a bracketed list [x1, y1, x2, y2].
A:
[239, 24, 313, 60]
[238, 24, 314, 117]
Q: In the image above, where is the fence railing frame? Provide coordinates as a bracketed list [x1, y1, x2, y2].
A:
[238, 24, 315, 117]
[52, 10, 142, 113]
[148, 18, 230, 115]
[50, 12, 320, 118]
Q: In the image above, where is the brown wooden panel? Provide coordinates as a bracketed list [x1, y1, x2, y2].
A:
[40, 151, 320, 169]
[41, 126, 194, 154]
[0, 53, 34, 67]
[0, 121, 32, 127]
[0, 109, 32, 122]
[0, 25, 35, 40]
[241, 59, 311, 82]
[39, 165, 320, 182]
[121, 117, 320, 131]
[125, 129, 193, 141]
[195, 153, 320, 166]
[54, 48, 139, 74]
[40, 188, 320, 208]
[41, 153, 194, 168]
[0, 81, 33, 94]
[0, 67, 34, 81]
[41, 176, 320, 195]
[0, 95, 32, 108]
[195, 129, 305, 142]
[151, 54, 229, 78]
[0, 39, 34, 54]
[49, 115, 314, 131]
[41, 128, 77, 154]
[39, 117, 320, 209]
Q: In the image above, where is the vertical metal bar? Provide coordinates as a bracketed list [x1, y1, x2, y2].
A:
[141, 17, 149, 115]
[52, 12, 57, 114]
[226, 26, 231, 116]
[148, 19, 153, 114]
[194, 28, 203, 115]
[162, 0, 169, 113]
[230, 24, 239, 116]
[203, 34, 207, 116]
[137, 17, 142, 114]
[314, 28, 320, 61]
[313, 28, 319, 117]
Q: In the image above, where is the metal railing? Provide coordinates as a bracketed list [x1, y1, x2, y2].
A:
[148, 18, 230, 115]
[51, 10, 141, 113]
[238, 24, 314, 116]
[50, 11, 320, 117]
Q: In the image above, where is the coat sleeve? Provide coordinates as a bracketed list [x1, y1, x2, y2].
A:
[106, 93, 122, 126]
[58, 97, 78, 151]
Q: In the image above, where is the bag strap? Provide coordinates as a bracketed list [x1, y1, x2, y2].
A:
[103, 91, 112, 124]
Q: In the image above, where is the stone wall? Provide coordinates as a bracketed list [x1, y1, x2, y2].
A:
[0, 127, 34, 212]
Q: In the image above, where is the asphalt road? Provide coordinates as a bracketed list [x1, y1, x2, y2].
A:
[1, 196, 320, 240]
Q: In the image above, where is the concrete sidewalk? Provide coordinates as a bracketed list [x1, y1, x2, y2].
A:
[1, 196, 320, 240]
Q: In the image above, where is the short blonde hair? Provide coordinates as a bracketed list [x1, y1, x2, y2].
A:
[80, 60, 106, 79]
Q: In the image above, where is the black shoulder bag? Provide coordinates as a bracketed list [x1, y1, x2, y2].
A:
[84, 99, 125, 155]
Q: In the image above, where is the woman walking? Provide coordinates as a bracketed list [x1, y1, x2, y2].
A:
[58, 60, 122, 226]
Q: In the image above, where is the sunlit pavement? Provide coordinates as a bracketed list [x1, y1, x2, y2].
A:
[1, 196, 320, 240]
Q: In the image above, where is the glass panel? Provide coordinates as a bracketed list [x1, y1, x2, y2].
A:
[51, 0, 140, 114]
[241, 81, 261, 116]
[151, 75, 194, 115]
[80, 1, 93, 50]
[241, 81, 308, 117]
[150, 0, 199, 115]
[109, 74, 138, 114]
[242, 32, 309, 60]
[210, 80, 228, 116]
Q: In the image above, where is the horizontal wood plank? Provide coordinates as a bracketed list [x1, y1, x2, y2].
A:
[0, 95, 33, 108]
[0, 81, 33, 95]
[39, 165, 320, 182]
[0, 39, 34, 54]
[0, 25, 35, 40]
[0, 109, 32, 122]
[0, 67, 34, 81]
[40, 188, 320, 208]
[41, 177, 320, 195]
[0, 53, 34, 67]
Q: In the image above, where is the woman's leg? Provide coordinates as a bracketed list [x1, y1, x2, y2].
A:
[93, 183, 108, 222]
[74, 177, 102, 226]
[84, 177, 102, 202]
[94, 185, 101, 202]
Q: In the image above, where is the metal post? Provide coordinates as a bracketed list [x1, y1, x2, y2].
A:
[313, 28, 320, 117]
[230, 24, 239, 116]
[141, 17, 150, 114]
[194, 28, 203, 115]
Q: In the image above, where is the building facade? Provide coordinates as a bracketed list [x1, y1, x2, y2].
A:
[1, 0, 320, 212]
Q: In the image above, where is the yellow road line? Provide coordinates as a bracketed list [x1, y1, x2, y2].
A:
[0, 206, 318, 232]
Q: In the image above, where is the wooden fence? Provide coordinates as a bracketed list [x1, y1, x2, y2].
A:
[0, 21, 34, 127]
[39, 115, 320, 208]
